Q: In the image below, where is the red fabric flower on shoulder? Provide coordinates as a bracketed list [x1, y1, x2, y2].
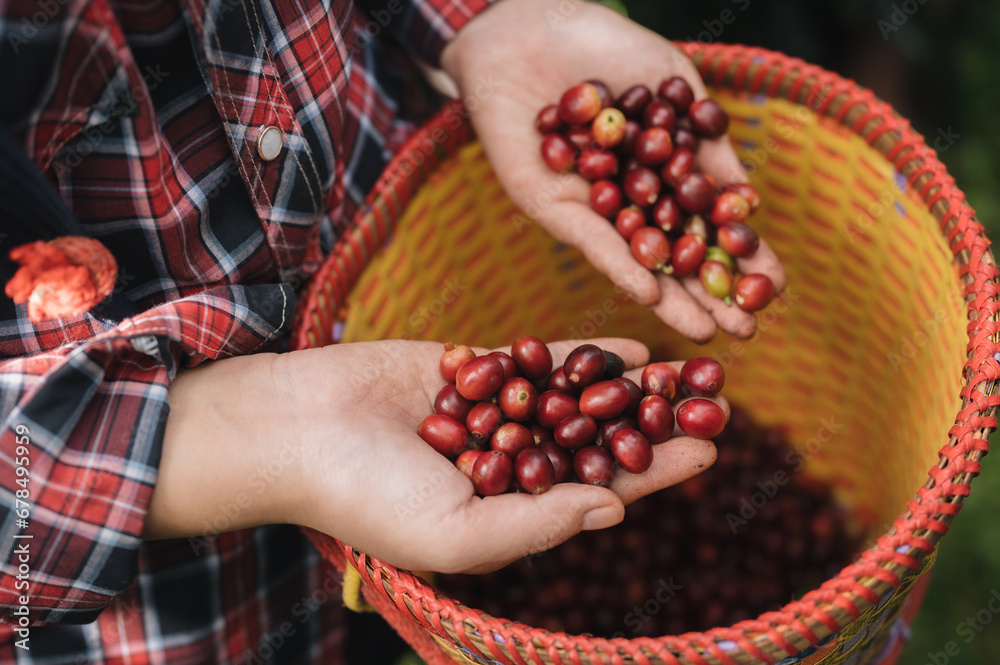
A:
[5, 236, 118, 322]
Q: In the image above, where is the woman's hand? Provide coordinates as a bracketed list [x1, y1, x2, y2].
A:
[147, 339, 723, 574]
[441, 0, 786, 342]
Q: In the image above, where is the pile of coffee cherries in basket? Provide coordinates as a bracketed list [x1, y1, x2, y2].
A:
[418, 337, 728, 497]
[537, 78, 775, 312]
[438, 406, 862, 635]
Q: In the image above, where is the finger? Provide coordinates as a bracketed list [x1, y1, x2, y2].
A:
[735, 238, 788, 294]
[436, 484, 625, 574]
[486, 338, 651, 371]
[681, 275, 758, 340]
[536, 201, 661, 306]
[695, 136, 748, 187]
[647, 273, 717, 343]
[609, 437, 717, 505]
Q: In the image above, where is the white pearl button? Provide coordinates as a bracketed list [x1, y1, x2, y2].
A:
[257, 125, 283, 161]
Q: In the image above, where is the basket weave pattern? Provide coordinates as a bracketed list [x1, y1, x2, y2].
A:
[292, 44, 1000, 665]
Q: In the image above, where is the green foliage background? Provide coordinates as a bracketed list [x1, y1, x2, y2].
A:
[611, 1, 1000, 663]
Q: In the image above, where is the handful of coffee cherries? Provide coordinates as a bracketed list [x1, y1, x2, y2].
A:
[418, 337, 728, 497]
[537, 78, 775, 312]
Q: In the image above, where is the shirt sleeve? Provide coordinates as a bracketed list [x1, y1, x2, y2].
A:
[0, 283, 294, 625]
[357, 0, 498, 67]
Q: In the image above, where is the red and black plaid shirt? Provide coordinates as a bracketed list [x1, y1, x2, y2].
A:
[0, 0, 491, 662]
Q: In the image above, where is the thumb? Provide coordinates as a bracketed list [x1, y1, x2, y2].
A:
[442, 485, 624, 574]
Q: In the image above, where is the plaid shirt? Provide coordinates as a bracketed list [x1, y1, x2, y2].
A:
[0, 0, 491, 662]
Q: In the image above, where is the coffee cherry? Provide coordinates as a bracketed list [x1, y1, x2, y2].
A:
[660, 146, 695, 187]
[487, 351, 519, 381]
[537, 440, 572, 484]
[698, 261, 734, 300]
[529, 423, 552, 446]
[651, 196, 683, 233]
[536, 390, 580, 429]
[617, 84, 653, 118]
[705, 246, 735, 272]
[657, 77, 694, 114]
[734, 274, 776, 312]
[566, 126, 593, 151]
[710, 192, 750, 226]
[676, 398, 726, 438]
[642, 99, 676, 133]
[498, 377, 538, 422]
[472, 450, 514, 496]
[613, 376, 643, 413]
[641, 362, 681, 401]
[618, 120, 642, 156]
[637, 395, 674, 443]
[577, 149, 619, 181]
[418, 414, 470, 458]
[668, 234, 707, 278]
[586, 79, 614, 108]
[455, 449, 483, 481]
[634, 128, 673, 167]
[435, 384, 475, 421]
[683, 214, 709, 239]
[674, 127, 698, 150]
[622, 167, 661, 208]
[491, 422, 534, 458]
[681, 357, 725, 397]
[535, 105, 564, 134]
[602, 350, 626, 379]
[717, 223, 759, 258]
[675, 173, 716, 214]
[609, 428, 654, 473]
[516, 447, 556, 494]
[574, 445, 615, 486]
[466, 402, 503, 447]
[559, 83, 604, 124]
[456, 356, 505, 400]
[592, 108, 627, 149]
[630, 226, 671, 272]
[579, 380, 630, 420]
[540, 134, 576, 172]
[590, 180, 624, 219]
[614, 206, 647, 241]
[512, 336, 553, 381]
[440, 342, 476, 382]
[597, 416, 637, 447]
[554, 413, 598, 450]
[688, 99, 729, 138]
[724, 183, 761, 212]
[563, 344, 607, 388]
[546, 367, 574, 393]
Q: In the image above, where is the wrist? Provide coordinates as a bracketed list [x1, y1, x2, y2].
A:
[145, 353, 302, 539]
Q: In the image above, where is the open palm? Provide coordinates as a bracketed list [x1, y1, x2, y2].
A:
[442, 0, 787, 342]
[279, 338, 725, 574]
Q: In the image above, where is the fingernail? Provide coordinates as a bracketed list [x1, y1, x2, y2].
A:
[582, 504, 623, 531]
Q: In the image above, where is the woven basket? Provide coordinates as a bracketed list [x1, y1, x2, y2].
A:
[291, 43, 999, 665]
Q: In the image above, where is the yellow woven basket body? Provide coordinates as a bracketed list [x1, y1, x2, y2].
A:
[293, 44, 998, 665]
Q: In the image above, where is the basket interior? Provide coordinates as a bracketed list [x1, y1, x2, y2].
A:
[337, 90, 967, 537]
